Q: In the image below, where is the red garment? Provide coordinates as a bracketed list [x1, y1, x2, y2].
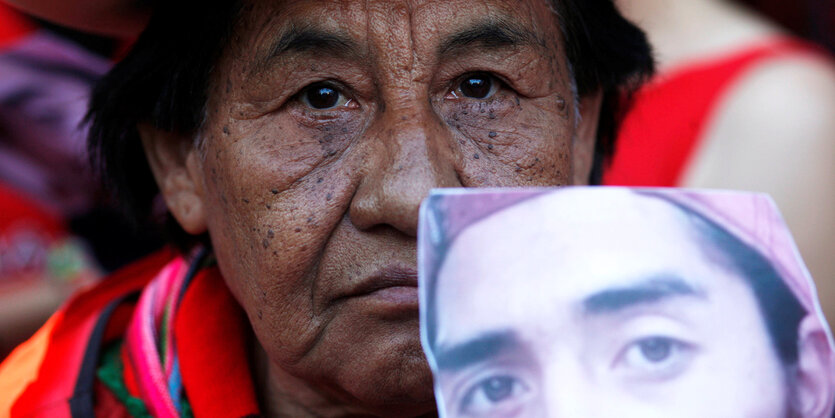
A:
[0, 250, 260, 417]
[603, 38, 831, 187]
[0, 3, 35, 49]
[0, 183, 70, 289]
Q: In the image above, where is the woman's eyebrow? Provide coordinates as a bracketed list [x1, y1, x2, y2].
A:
[437, 19, 542, 58]
[582, 275, 706, 315]
[255, 25, 362, 70]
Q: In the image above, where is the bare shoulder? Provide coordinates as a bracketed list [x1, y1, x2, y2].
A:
[682, 51, 835, 327]
[727, 53, 835, 137]
[686, 52, 835, 180]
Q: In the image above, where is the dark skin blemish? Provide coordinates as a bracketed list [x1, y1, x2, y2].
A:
[295, 227, 302, 233]
[262, 239, 270, 249]
[268, 229, 275, 238]
[487, 144, 494, 150]
[473, 153, 480, 159]
[326, 193, 333, 201]
[243, 198, 250, 204]
[556, 96, 566, 111]
[223, 126, 230, 135]
[488, 131, 497, 138]
[317, 178, 324, 184]
[271, 189, 279, 194]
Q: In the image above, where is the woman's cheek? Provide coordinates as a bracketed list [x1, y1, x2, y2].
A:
[220, 110, 363, 195]
[442, 92, 573, 185]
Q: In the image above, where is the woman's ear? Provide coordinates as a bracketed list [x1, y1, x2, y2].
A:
[792, 315, 835, 417]
[138, 123, 208, 235]
[572, 89, 604, 185]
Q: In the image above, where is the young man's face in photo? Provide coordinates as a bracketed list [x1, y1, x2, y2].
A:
[431, 191, 791, 417]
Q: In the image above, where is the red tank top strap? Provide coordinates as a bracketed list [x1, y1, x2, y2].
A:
[602, 37, 830, 187]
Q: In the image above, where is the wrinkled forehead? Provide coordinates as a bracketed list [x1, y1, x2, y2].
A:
[226, 0, 562, 64]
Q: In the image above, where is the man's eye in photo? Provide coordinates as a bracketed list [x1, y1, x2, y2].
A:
[618, 336, 696, 379]
[459, 374, 530, 416]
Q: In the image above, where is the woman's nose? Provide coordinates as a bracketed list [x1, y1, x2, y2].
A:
[349, 103, 461, 237]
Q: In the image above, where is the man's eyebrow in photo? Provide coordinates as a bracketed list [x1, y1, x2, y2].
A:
[435, 330, 523, 372]
[583, 276, 706, 315]
[437, 17, 542, 59]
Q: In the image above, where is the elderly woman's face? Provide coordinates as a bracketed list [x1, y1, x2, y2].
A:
[152, 0, 600, 414]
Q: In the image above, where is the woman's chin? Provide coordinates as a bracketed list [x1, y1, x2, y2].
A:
[298, 319, 436, 415]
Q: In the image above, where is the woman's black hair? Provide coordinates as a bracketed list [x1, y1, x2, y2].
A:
[87, 0, 242, 247]
[87, 0, 653, 247]
[550, 0, 655, 183]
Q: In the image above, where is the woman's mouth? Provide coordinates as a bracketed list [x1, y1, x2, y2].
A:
[338, 264, 420, 314]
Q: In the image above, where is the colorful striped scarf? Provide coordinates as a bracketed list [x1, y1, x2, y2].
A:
[124, 255, 191, 417]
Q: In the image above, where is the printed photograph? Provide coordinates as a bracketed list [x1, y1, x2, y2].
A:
[419, 187, 835, 418]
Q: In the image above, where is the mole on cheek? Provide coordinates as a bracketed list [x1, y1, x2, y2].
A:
[556, 96, 566, 112]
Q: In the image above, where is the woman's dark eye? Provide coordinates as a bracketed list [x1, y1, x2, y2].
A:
[301, 83, 351, 110]
[455, 73, 499, 100]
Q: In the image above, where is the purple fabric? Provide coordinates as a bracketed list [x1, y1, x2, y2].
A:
[0, 31, 110, 215]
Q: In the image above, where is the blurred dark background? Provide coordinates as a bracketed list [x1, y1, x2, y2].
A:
[739, 0, 834, 52]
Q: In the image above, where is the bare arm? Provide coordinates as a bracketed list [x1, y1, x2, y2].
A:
[682, 55, 835, 328]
